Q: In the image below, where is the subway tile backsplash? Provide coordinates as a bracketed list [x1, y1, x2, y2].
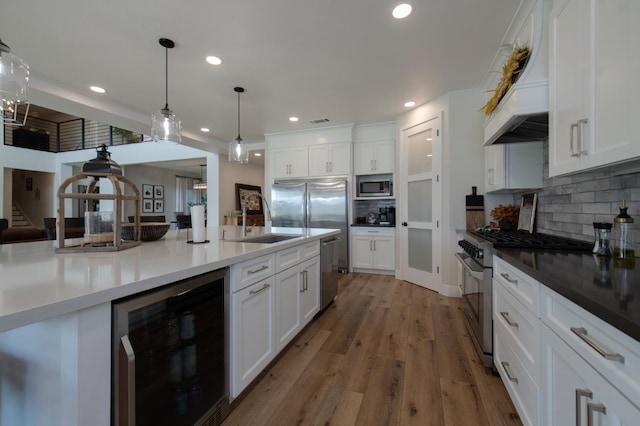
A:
[514, 141, 640, 243]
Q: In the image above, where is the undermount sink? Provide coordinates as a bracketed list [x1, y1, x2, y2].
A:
[226, 234, 303, 244]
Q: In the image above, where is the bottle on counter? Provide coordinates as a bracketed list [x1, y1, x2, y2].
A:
[613, 200, 635, 259]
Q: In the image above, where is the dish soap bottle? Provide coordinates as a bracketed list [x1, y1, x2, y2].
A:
[613, 200, 634, 259]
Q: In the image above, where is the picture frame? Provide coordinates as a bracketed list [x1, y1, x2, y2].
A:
[235, 183, 263, 215]
[153, 185, 164, 199]
[517, 192, 538, 234]
[143, 199, 154, 213]
[154, 199, 164, 213]
[142, 184, 153, 199]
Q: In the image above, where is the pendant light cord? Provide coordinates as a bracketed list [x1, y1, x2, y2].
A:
[237, 90, 241, 141]
[164, 46, 169, 109]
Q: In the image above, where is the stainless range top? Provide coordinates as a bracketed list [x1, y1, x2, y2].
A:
[469, 230, 593, 251]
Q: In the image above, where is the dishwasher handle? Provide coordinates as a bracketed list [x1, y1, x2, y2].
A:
[322, 237, 341, 246]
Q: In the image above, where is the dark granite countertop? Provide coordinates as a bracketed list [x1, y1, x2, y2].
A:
[493, 248, 640, 343]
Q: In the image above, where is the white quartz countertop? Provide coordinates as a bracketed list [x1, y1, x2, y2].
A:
[0, 226, 339, 333]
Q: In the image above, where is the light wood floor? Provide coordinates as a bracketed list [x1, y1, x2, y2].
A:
[223, 273, 522, 426]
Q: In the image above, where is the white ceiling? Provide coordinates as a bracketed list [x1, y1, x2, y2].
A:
[1, 0, 520, 152]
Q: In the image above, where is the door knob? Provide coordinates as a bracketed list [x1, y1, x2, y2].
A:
[402, 222, 408, 226]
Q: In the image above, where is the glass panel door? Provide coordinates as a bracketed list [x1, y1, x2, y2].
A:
[400, 116, 441, 291]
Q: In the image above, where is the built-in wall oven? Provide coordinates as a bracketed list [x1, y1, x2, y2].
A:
[112, 268, 230, 426]
[456, 235, 494, 368]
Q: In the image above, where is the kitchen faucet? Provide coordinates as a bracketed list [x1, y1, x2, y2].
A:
[241, 193, 272, 238]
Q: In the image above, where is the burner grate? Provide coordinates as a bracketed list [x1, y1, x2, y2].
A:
[470, 231, 593, 251]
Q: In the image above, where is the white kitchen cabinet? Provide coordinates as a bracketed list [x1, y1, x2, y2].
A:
[275, 255, 320, 352]
[549, 0, 640, 176]
[493, 256, 541, 426]
[542, 324, 640, 425]
[308, 142, 351, 176]
[230, 277, 276, 398]
[353, 139, 395, 174]
[351, 227, 395, 272]
[270, 146, 309, 178]
[485, 142, 543, 193]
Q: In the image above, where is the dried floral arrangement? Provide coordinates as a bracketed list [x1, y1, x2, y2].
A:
[481, 45, 530, 117]
[490, 204, 520, 227]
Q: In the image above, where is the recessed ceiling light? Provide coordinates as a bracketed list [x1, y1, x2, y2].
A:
[404, 101, 415, 107]
[205, 56, 222, 65]
[254, 152, 262, 157]
[426, 137, 433, 141]
[200, 127, 210, 132]
[90, 86, 106, 93]
[392, 3, 412, 19]
[289, 116, 299, 122]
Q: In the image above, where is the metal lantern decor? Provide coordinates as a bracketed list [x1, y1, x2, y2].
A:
[55, 145, 142, 253]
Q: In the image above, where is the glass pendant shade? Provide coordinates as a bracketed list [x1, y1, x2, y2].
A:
[151, 38, 181, 143]
[228, 86, 249, 163]
[151, 106, 182, 143]
[0, 38, 30, 126]
[229, 137, 249, 163]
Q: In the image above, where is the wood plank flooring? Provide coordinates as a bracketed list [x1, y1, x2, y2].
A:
[223, 273, 522, 426]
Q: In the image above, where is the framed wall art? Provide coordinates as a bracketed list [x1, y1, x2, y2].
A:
[153, 185, 164, 199]
[154, 199, 164, 213]
[142, 184, 153, 199]
[517, 192, 538, 234]
[235, 183, 263, 215]
[143, 199, 154, 213]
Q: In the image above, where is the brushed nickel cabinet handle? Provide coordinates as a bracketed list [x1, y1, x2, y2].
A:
[570, 327, 625, 363]
[500, 273, 518, 284]
[575, 388, 593, 426]
[500, 361, 518, 383]
[249, 283, 270, 295]
[570, 122, 580, 157]
[577, 118, 589, 155]
[119, 335, 136, 425]
[248, 265, 269, 274]
[500, 311, 519, 328]
[587, 402, 606, 426]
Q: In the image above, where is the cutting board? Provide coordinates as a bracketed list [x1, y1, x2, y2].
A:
[465, 187, 484, 230]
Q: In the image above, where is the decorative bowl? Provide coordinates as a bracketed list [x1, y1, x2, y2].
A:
[121, 222, 171, 242]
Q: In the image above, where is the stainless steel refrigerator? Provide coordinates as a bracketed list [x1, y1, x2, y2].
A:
[272, 180, 349, 272]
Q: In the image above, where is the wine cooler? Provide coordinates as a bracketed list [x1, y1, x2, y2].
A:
[112, 268, 229, 425]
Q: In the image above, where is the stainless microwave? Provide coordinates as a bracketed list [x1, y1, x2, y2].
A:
[358, 179, 391, 197]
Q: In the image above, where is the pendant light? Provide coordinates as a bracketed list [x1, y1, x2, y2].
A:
[193, 164, 207, 190]
[0, 38, 30, 126]
[228, 86, 249, 164]
[151, 38, 181, 143]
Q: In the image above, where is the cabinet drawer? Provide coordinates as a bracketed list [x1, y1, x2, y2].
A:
[231, 254, 276, 292]
[493, 257, 540, 316]
[351, 227, 395, 237]
[494, 328, 540, 426]
[541, 285, 640, 402]
[494, 279, 541, 382]
[276, 240, 320, 272]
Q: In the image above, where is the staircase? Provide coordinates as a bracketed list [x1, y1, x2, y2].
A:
[12, 202, 32, 227]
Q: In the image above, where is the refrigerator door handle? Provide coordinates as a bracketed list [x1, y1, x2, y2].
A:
[118, 335, 136, 425]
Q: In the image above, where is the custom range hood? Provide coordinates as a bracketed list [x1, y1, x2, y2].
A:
[483, 0, 549, 146]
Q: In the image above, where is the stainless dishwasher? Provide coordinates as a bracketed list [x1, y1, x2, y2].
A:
[320, 236, 340, 310]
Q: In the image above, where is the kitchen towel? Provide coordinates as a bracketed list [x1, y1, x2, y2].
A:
[191, 205, 206, 243]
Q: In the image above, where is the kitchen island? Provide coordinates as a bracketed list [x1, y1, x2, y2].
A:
[0, 226, 338, 426]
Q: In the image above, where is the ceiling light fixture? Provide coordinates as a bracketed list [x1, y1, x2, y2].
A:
[200, 127, 210, 132]
[151, 38, 181, 143]
[229, 86, 249, 164]
[404, 101, 415, 107]
[206, 56, 222, 65]
[0, 37, 30, 126]
[392, 3, 413, 19]
[289, 116, 299, 122]
[90, 86, 106, 94]
[193, 164, 207, 190]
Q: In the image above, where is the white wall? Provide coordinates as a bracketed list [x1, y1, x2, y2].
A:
[396, 88, 485, 294]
